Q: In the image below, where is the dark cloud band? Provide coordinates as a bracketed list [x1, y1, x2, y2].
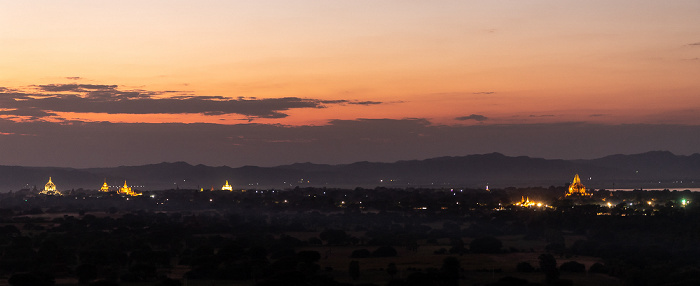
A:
[0, 83, 384, 120]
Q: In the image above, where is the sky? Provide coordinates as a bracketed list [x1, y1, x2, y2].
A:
[1, 1, 699, 168]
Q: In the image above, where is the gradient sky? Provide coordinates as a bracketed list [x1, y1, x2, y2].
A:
[1, 1, 699, 167]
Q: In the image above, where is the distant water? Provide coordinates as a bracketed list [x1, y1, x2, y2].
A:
[608, 188, 700, 192]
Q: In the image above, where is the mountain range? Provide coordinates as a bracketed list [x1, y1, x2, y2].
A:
[1, 151, 699, 192]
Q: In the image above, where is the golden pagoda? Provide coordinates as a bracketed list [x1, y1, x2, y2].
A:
[118, 181, 142, 196]
[221, 180, 233, 191]
[566, 174, 591, 197]
[39, 177, 62, 196]
[99, 179, 110, 192]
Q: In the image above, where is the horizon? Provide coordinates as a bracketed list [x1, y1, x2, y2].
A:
[0, 149, 696, 169]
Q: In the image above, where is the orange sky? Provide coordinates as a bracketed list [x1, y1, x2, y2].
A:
[1, 1, 700, 126]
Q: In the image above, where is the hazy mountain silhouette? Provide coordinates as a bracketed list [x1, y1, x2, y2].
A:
[1, 151, 699, 191]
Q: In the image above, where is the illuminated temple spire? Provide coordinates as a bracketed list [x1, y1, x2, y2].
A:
[39, 177, 62, 196]
[566, 174, 591, 197]
[118, 180, 142, 196]
[222, 180, 233, 191]
[100, 179, 110, 192]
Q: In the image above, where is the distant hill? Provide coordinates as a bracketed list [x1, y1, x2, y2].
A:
[1, 151, 699, 191]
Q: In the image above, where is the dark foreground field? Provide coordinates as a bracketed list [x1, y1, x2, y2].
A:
[2, 187, 699, 285]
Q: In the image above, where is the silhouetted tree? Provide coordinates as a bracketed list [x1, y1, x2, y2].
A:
[387, 262, 398, 278]
[538, 253, 559, 284]
[559, 261, 585, 273]
[441, 256, 460, 286]
[588, 262, 609, 274]
[469, 236, 502, 254]
[320, 229, 349, 245]
[350, 249, 371, 258]
[349, 260, 360, 280]
[516, 261, 535, 273]
[373, 246, 398, 257]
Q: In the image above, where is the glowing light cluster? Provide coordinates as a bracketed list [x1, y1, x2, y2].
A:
[565, 174, 591, 197]
[39, 177, 62, 196]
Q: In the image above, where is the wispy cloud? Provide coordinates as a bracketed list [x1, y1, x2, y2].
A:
[472, 92, 495, 95]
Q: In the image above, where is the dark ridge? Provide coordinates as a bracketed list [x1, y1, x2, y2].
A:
[1, 151, 699, 191]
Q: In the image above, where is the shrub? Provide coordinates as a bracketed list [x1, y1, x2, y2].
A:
[559, 261, 586, 273]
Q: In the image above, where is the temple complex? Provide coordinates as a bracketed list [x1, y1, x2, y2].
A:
[118, 181, 142, 196]
[39, 177, 62, 196]
[222, 180, 233, 191]
[566, 174, 591, 197]
[515, 196, 537, 207]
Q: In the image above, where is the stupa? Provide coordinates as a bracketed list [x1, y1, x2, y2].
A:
[566, 174, 591, 197]
[99, 179, 110, 192]
[39, 177, 62, 196]
[118, 181, 141, 196]
[221, 180, 233, 191]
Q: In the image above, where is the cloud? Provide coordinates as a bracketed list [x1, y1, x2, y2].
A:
[472, 92, 495, 95]
[348, 101, 382, 105]
[689, 42, 700, 46]
[319, 99, 383, 106]
[0, 83, 385, 121]
[0, 108, 58, 120]
[65, 77, 82, 80]
[590, 114, 608, 117]
[455, 114, 488, 121]
[529, 114, 555, 117]
[37, 84, 118, 92]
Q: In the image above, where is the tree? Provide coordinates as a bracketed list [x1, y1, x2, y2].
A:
[588, 262, 609, 274]
[350, 249, 371, 258]
[349, 260, 360, 280]
[373, 246, 398, 257]
[469, 236, 502, 254]
[387, 262, 398, 278]
[320, 229, 349, 245]
[559, 261, 585, 273]
[516, 261, 535, 273]
[297, 250, 321, 263]
[538, 253, 559, 283]
[441, 256, 460, 286]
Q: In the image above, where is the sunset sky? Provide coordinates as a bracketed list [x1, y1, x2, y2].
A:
[1, 1, 700, 167]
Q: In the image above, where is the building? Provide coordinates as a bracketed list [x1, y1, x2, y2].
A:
[100, 179, 110, 192]
[39, 177, 62, 196]
[566, 174, 591, 197]
[118, 181, 142, 196]
[222, 180, 233, 191]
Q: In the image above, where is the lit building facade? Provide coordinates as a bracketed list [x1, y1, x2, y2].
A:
[118, 181, 142, 196]
[222, 180, 233, 191]
[100, 179, 110, 192]
[39, 177, 63, 196]
[566, 174, 591, 197]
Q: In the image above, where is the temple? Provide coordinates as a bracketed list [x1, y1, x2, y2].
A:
[222, 180, 233, 191]
[566, 174, 591, 197]
[100, 179, 110, 192]
[515, 196, 542, 207]
[39, 177, 62, 196]
[118, 181, 142, 196]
